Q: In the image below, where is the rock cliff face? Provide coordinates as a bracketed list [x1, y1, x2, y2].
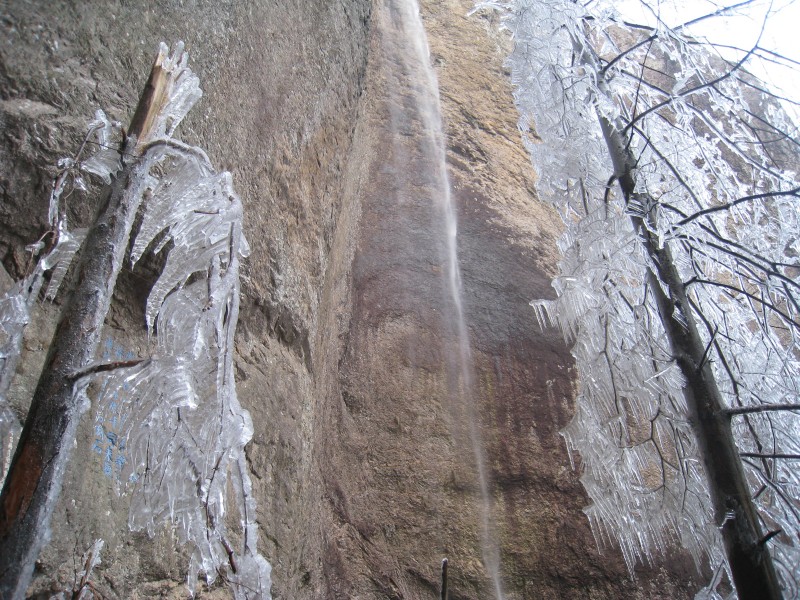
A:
[1, 0, 701, 598]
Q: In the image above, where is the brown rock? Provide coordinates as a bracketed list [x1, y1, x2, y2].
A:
[0, 0, 704, 598]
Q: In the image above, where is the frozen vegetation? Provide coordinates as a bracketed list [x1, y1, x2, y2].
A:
[475, 0, 800, 597]
[0, 43, 271, 598]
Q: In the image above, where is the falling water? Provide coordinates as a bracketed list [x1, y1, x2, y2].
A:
[390, 1, 504, 597]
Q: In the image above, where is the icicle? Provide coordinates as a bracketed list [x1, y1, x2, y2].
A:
[530, 299, 552, 330]
[92, 43, 271, 598]
[80, 110, 122, 184]
[42, 228, 88, 301]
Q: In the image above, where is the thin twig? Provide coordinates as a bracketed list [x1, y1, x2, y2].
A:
[727, 404, 800, 416]
[740, 453, 800, 460]
[69, 359, 146, 381]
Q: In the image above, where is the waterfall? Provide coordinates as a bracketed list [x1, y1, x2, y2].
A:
[388, 1, 505, 597]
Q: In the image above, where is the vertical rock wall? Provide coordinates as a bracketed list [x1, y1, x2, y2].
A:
[0, 0, 703, 598]
[306, 0, 702, 598]
[1, 1, 372, 596]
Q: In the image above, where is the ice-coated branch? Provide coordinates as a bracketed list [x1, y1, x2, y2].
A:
[727, 404, 800, 417]
[741, 453, 800, 460]
[477, 0, 800, 596]
[0, 130, 148, 600]
[0, 42, 270, 600]
[0, 134, 97, 487]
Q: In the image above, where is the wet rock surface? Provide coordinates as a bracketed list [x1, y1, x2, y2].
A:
[320, 0, 701, 598]
[1, 0, 703, 598]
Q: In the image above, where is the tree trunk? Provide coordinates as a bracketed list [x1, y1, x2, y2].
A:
[0, 165, 144, 599]
[597, 105, 783, 600]
[0, 47, 171, 600]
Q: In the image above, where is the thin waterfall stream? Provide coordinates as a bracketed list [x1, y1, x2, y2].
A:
[390, 1, 505, 596]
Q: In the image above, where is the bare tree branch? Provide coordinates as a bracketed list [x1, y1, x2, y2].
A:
[727, 404, 800, 416]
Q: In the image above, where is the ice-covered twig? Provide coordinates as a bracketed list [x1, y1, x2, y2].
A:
[0, 42, 268, 600]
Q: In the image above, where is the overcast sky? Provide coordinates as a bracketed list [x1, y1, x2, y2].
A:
[617, 0, 800, 121]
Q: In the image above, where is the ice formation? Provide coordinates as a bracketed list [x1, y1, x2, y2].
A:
[476, 0, 800, 595]
[0, 136, 94, 485]
[94, 141, 270, 596]
[1, 42, 271, 598]
[91, 44, 271, 598]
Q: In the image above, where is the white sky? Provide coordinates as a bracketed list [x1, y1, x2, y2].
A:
[617, 0, 800, 121]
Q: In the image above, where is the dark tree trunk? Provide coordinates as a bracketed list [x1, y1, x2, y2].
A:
[597, 107, 783, 600]
[0, 164, 143, 599]
[0, 47, 171, 599]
